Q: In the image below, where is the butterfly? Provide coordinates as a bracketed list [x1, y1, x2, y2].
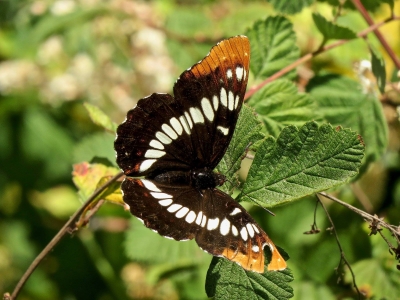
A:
[114, 35, 287, 273]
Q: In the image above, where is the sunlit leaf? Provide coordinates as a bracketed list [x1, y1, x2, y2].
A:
[246, 16, 299, 79]
[268, 0, 313, 14]
[84, 102, 118, 133]
[248, 79, 322, 137]
[206, 249, 293, 300]
[307, 74, 388, 170]
[240, 122, 364, 207]
[312, 13, 357, 40]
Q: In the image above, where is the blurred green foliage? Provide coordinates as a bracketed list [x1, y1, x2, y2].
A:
[1, 0, 399, 299]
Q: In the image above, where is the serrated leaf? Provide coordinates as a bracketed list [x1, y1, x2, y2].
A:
[84, 102, 118, 132]
[268, 0, 313, 14]
[125, 218, 208, 266]
[217, 105, 264, 192]
[312, 13, 357, 40]
[248, 79, 322, 137]
[239, 122, 364, 207]
[72, 161, 120, 200]
[317, 0, 381, 12]
[246, 16, 300, 79]
[206, 249, 293, 300]
[370, 45, 386, 94]
[307, 74, 388, 169]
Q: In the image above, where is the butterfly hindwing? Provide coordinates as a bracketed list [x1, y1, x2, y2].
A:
[122, 177, 285, 272]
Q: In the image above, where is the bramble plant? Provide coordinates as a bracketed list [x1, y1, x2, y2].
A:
[1, 1, 399, 300]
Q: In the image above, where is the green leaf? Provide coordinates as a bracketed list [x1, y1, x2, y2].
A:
[72, 161, 120, 200]
[206, 250, 293, 300]
[84, 103, 118, 132]
[217, 105, 265, 192]
[248, 79, 322, 137]
[291, 281, 336, 300]
[125, 218, 208, 266]
[312, 13, 357, 40]
[370, 45, 386, 94]
[346, 259, 400, 299]
[382, 0, 394, 10]
[317, 0, 381, 12]
[239, 122, 364, 207]
[246, 16, 300, 79]
[268, 0, 313, 14]
[345, 236, 400, 299]
[307, 74, 388, 169]
[73, 132, 116, 165]
[21, 108, 74, 180]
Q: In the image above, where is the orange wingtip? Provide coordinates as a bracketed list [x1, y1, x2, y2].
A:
[267, 246, 287, 271]
[222, 247, 265, 273]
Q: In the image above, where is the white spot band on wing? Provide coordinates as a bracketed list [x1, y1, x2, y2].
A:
[219, 218, 231, 236]
[185, 211, 196, 223]
[150, 192, 172, 199]
[159, 199, 173, 206]
[179, 115, 191, 134]
[149, 139, 164, 150]
[156, 131, 172, 145]
[141, 179, 161, 192]
[162, 123, 178, 140]
[217, 126, 229, 135]
[175, 207, 189, 218]
[139, 159, 156, 172]
[189, 107, 205, 124]
[144, 149, 165, 159]
[207, 217, 220, 230]
[167, 204, 182, 213]
[170, 117, 183, 135]
[201, 97, 214, 121]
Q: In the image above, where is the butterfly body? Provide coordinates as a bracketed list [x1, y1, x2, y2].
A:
[115, 36, 287, 273]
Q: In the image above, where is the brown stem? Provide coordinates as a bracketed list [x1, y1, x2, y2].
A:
[318, 192, 400, 244]
[352, 0, 400, 69]
[7, 171, 124, 300]
[316, 195, 362, 299]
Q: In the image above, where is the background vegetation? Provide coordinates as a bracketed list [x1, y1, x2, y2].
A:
[1, 0, 399, 299]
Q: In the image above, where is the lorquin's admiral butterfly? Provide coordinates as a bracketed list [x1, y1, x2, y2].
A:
[115, 35, 287, 273]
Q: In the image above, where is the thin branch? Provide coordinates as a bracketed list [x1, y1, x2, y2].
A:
[245, 15, 400, 100]
[6, 171, 124, 300]
[318, 192, 400, 244]
[304, 199, 321, 234]
[352, 0, 400, 70]
[316, 195, 362, 299]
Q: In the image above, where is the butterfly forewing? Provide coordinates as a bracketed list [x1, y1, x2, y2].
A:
[122, 177, 285, 273]
[115, 36, 250, 176]
[173, 36, 250, 169]
[115, 93, 195, 176]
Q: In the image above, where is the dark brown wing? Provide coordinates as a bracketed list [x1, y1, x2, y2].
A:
[114, 36, 250, 176]
[122, 177, 286, 273]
